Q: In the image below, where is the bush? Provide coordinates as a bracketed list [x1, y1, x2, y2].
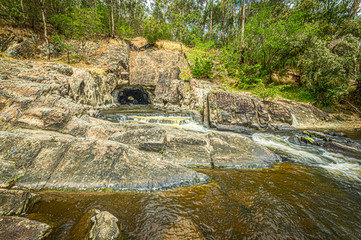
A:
[191, 57, 213, 78]
[299, 40, 349, 105]
[143, 17, 172, 43]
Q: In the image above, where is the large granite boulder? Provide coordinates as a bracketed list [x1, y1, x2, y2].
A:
[0, 58, 115, 123]
[0, 129, 209, 191]
[61, 117, 279, 169]
[0, 216, 51, 240]
[130, 49, 185, 87]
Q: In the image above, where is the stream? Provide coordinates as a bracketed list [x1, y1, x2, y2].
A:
[27, 105, 361, 240]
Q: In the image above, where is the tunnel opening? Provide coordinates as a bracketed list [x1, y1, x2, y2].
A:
[116, 87, 150, 105]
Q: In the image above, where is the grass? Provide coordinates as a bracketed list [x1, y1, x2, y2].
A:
[277, 86, 316, 103]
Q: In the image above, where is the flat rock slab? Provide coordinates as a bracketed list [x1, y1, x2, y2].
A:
[0, 190, 39, 216]
[0, 216, 51, 240]
[63, 117, 279, 169]
[0, 129, 209, 191]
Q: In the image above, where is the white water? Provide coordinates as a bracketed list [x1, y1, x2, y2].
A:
[104, 113, 207, 132]
[252, 132, 361, 182]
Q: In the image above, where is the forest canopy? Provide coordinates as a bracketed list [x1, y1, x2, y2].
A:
[0, 0, 360, 105]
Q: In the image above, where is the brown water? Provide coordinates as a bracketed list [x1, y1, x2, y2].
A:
[27, 163, 361, 240]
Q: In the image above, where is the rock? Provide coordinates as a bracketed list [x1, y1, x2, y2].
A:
[0, 190, 39, 216]
[324, 141, 361, 159]
[264, 100, 293, 125]
[39, 42, 62, 58]
[0, 216, 51, 240]
[0, 58, 115, 113]
[6, 36, 39, 59]
[154, 79, 184, 106]
[208, 91, 267, 129]
[164, 130, 211, 167]
[216, 124, 252, 134]
[86, 39, 129, 77]
[208, 131, 278, 168]
[109, 125, 166, 151]
[130, 37, 150, 50]
[130, 49, 185, 87]
[61, 117, 279, 169]
[0, 129, 210, 191]
[89, 210, 121, 240]
[153, 216, 205, 240]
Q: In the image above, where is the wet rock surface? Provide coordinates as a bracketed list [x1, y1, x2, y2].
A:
[154, 216, 205, 240]
[301, 130, 361, 159]
[0, 190, 39, 216]
[0, 216, 51, 240]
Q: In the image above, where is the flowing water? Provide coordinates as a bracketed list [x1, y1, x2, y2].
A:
[27, 106, 361, 240]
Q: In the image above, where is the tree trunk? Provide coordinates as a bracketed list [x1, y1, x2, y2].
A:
[59, 0, 63, 13]
[233, 1, 236, 34]
[118, 0, 123, 21]
[210, 3, 213, 37]
[20, 0, 26, 22]
[349, 0, 360, 19]
[240, 0, 246, 46]
[111, 0, 115, 38]
[40, 0, 50, 61]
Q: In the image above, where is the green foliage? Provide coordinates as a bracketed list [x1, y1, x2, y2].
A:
[50, 8, 103, 41]
[191, 57, 213, 78]
[299, 37, 358, 105]
[143, 17, 172, 43]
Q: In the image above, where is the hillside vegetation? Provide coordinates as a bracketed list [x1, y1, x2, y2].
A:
[1, 0, 360, 107]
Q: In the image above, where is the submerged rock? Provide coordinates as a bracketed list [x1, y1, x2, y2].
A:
[153, 216, 205, 240]
[0, 190, 39, 216]
[0, 216, 51, 240]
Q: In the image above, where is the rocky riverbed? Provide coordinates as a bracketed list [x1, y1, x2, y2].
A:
[1, 29, 361, 239]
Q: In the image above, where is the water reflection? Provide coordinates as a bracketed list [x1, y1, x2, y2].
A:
[28, 164, 361, 240]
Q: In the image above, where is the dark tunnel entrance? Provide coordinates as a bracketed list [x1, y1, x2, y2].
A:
[116, 87, 150, 105]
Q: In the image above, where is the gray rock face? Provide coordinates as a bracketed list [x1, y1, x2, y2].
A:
[130, 49, 185, 87]
[6, 36, 39, 59]
[0, 129, 210, 191]
[0, 216, 51, 240]
[89, 210, 120, 240]
[0, 58, 116, 128]
[0, 190, 39, 216]
[129, 48, 331, 130]
[61, 118, 279, 169]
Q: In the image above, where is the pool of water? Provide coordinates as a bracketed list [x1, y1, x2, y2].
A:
[25, 106, 361, 239]
[28, 164, 361, 240]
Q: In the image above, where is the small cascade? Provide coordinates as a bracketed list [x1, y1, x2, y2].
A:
[100, 105, 207, 131]
[291, 113, 299, 126]
[252, 132, 361, 182]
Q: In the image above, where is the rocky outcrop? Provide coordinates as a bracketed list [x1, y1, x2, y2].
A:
[0, 129, 209, 191]
[302, 130, 361, 159]
[129, 49, 185, 88]
[0, 216, 51, 240]
[0, 190, 39, 216]
[127, 48, 332, 130]
[0, 58, 115, 126]
[61, 117, 278, 168]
